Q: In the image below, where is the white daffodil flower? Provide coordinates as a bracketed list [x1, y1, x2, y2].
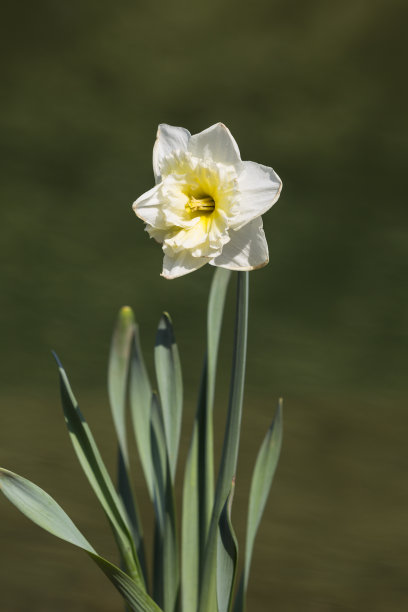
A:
[133, 123, 282, 279]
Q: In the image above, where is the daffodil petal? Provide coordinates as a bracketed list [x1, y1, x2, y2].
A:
[133, 184, 167, 228]
[188, 123, 241, 167]
[210, 217, 269, 271]
[231, 161, 282, 230]
[161, 249, 208, 279]
[146, 226, 170, 244]
[153, 124, 191, 183]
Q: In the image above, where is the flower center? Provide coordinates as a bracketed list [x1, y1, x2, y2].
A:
[186, 195, 215, 214]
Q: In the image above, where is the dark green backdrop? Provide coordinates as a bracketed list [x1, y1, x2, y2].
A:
[1, 1, 407, 610]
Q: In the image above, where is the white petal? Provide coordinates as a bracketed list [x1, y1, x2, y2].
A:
[133, 184, 167, 228]
[146, 226, 169, 244]
[161, 249, 208, 279]
[153, 124, 191, 183]
[231, 161, 282, 230]
[188, 123, 241, 167]
[210, 217, 268, 271]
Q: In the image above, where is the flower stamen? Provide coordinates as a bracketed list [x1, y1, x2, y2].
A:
[186, 195, 215, 214]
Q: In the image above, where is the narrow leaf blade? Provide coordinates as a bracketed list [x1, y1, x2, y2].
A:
[154, 313, 183, 482]
[130, 323, 154, 500]
[244, 399, 283, 589]
[234, 401, 283, 612]
[108, 306, 134, 466]
[91, 553, 163, 612]
[54, 354, 143, 584]
[150, 394, 180, 612]
[108, 307, 147, 581]
[0, 468, 95, 553]
[0, 469, 161, 612]
[217, 480, 238, 612]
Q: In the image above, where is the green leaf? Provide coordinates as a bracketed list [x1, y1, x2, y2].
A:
[117, 449, 148, 585]
[92, 555, 162, 612]
[150, 393, 167, 536]
[0, 469, 162, 612]
[247, 401, 283, 580]
[53, 354, 144, 586]
[154, 313, 183, 483]
[108, 306, 134, 467]
[199, 271, 249, 612]
[108, 307, 147, 582]
[217, 480, 238, 612]
[182, 268, 231, 612]
[0, 468, 95, 552]
[130, 322, 154, 500]
[150, 393, 180, 612]
[233, 400, 283, 612]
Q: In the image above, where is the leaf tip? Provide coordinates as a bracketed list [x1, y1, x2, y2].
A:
[51, 350, 63, 369]
[160, 311, 173, 327]
[156, 312, 175, 346]
[118, 305, 135, 323]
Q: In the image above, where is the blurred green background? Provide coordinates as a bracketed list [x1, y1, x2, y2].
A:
[1, 0, 407, 610]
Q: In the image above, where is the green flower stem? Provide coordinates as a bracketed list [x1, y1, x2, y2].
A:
[204, 268, 232, 540]
[198, 271, 249, 612]
[181, 268, 231, 612]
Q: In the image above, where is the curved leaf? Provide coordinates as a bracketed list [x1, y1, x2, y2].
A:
[108, 306, 134, 467]
[154, 313, 182, 483]
[234, 400, 283, 612]
[245, 400, 283, 587]
[108, 306, 147, 581]
[130, 323, 154, 500]
[53, 353, 143, 585]
[150, 394, 180, 612]
[0, 468, 95, 552]
[217, 480, 238, 612]
[0, 469, 162, 612]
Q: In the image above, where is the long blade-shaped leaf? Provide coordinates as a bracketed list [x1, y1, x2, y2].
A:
[117, 449, 148, 585]
[108, 306, 134, 466]
[108, 307, 147, 581]
[217, 480, 238, 612]
[162, 458, 180, 612]
[130, 323, 154, 500]
[0, 469, 162, 612]
[92, 554, 162, 612]
[0, 468, 95, 552]
[245, 400, 283, 585]
[151, 393, 167, 537]
[154, 313, 182, 483]
[245, 399, 283, 585]
[199, 271, 249, 612]
[234, 400, 283, 612]
[151, 394, 180, 612]
[182, 268, 231, 612]
[53, 354, 143, 585]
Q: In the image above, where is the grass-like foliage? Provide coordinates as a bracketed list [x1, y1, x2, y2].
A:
[0, 269, 282, 612]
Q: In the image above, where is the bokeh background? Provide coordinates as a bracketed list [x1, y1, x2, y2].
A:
[1, 1, 407, 610]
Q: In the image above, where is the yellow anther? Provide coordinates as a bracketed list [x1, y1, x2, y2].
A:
[187, 195, 215, 213]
